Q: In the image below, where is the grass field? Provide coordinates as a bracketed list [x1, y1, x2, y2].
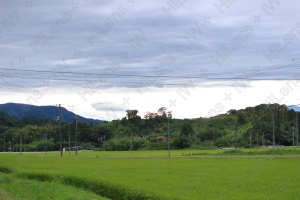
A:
[0, 149, 300, 199]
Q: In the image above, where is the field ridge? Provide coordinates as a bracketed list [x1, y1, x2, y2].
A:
[1, 169, 166, 200]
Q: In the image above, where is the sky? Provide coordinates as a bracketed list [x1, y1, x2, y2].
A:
[0, 0, 300, 121]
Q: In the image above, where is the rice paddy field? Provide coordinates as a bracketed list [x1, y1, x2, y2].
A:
[0, 148, 300, 200]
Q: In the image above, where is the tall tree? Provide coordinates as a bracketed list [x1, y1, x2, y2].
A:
[126, 110, 138, 119]
[180, 121, 194, 137]
[158, 107, 167, 118]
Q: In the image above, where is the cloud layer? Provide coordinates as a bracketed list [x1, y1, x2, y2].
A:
[1, 0, 300, 119]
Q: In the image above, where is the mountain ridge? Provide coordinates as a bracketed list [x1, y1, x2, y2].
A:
[287, 105, 300, 112]
[0, 103, 102, 124]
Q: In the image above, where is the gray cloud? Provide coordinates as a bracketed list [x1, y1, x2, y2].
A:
[1, 0, 300, 92]
[91, 102, 125, 112]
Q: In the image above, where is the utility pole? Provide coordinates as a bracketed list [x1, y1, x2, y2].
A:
[75, 116, 78, 156]
[271, 108, 275, 147]
[103, 135, 106, 151]
[256, 131, 258, 148]
[59, 104, 63, 157]
[167, 112, 172, 158]
[9, 141, 11, 153]
[249, 132, 252, 148]
[3, 136, 5, 152]
[234, 121, 237, 150]
[45, 131, 48, 156]
[20, 132, 22, 156]
[296, 112, 299, 151]
[292, 127, 295, 147]
[68, 124, 71, 157]
[131, 132, 133, 155]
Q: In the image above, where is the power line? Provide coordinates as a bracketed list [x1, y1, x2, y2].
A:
[0, 60, 299, 80]
[0, 67, 207, 79]
[0, 74, 299, 88]
[204, 60, 300, 88]
[0, 60, 299, 89]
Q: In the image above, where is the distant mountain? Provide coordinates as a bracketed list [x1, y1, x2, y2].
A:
[0, 103, 102, 124]
[287, 105, 300, 112]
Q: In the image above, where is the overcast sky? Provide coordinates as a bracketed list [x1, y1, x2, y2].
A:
[0, 0, 300, 120]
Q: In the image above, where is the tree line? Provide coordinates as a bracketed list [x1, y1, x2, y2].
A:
[0, 104, 299, 152]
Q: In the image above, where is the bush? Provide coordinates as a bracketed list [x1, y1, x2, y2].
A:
[147, 141, 168, 150]
[172, 136, 191, 149]
[104, 137, 149, 151]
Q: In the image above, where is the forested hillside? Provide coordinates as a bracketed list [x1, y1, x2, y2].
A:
[0, 103, 102, 124]
[0, 103, 299, 151]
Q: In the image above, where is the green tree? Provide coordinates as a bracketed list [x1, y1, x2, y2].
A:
[126, 110, 138, 119]
[180, 121, 194, 137]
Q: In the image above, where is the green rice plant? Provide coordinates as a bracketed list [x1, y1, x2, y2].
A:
[0, 166, 13, 174]
[0, 150, 300, 199]
[0, 173, 109, 200]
